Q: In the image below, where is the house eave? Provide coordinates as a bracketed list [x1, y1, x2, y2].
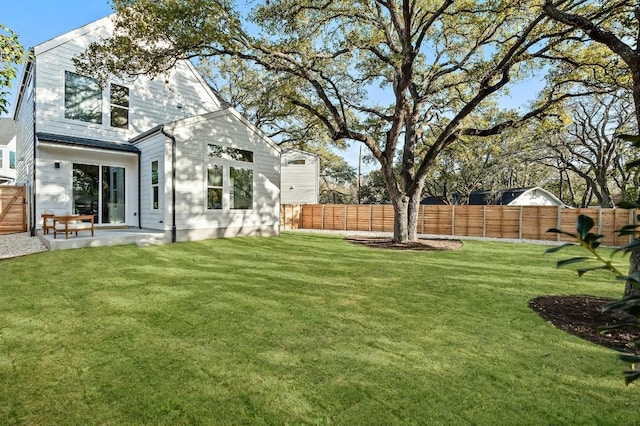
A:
[37, 132, 140, 155]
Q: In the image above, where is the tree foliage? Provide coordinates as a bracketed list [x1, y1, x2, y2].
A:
[77, 0, 588, 242]
[0, 24, 27, 115]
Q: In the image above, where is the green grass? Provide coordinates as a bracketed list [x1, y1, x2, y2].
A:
[1, 232, 638, 424]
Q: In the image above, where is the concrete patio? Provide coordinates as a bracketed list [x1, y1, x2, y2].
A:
[38, 227, 170, 251]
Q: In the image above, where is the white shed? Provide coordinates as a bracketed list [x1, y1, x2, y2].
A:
[280, 149, 319, 204]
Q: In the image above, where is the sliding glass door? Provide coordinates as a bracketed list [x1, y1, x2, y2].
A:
[73, 163, 125, 224]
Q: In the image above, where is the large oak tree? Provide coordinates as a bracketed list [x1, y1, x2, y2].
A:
[80, 0, 584, 242]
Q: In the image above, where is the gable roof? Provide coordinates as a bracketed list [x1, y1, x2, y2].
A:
[130, 108, 281, 152]
[14, 14, 222, 118]
[281, 148, 319, 159]
[468, 187, 565, 206]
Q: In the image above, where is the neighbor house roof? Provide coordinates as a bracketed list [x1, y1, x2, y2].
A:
[468, 187, 565, 206]
[37, 133, 140, 153]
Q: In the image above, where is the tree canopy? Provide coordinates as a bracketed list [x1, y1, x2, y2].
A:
[0, 24, 27, 115]
[78, 0, 609, 241]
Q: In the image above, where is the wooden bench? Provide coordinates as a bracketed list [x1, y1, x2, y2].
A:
[41, 212, 55, 235]
[53, 215, 95, 239]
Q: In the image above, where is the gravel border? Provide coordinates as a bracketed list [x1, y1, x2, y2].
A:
[0, 232, 48, 259]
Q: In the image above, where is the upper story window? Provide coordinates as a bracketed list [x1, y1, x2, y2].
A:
[9, 151, 15, 169]
[65, 71, 102, 124]
[110, 84, 129, 129]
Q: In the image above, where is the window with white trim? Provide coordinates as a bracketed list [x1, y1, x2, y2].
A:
[110, 84, 129, 129]
[207, 165, 223, 210]
[65, 71, 102, 124]
[151, 161, 159, 210]
[206, 144, 254, 210]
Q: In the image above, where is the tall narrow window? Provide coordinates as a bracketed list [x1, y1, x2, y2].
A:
[9, 151, 15, 169]
[151, 161, 159, 210]
[110, 84, 129, 129]
[65, 71, 102, 123]
[207, 165, 223, 210]
[0, 150, 3, 169]
[230, 167, 253, 210]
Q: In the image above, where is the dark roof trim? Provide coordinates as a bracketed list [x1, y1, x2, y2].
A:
[129, 125, 164, 144]
[37, 132, 140, 153]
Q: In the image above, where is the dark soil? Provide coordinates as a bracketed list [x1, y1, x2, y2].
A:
[529, 295, 640, 350]
[345, 236, 463, 251]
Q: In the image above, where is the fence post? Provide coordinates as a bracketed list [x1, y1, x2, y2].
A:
[321, 204, 325, 230]
[451, 205, 455, 236]
[598, 208, 603, 236]
[369, 204, 373, 232]
[557, 206, 562, 242]
[631, 209, 636, 244]
[344, 205, 348, 230]
[421, 205, 425, 235]
[482, 206, 487, 238]
[519, 206, 523, 240]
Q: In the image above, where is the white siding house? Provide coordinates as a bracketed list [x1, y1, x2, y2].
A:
[280, 149, 319, 204]
[0, 118, 17, 184]
[13, 15, 280, 241]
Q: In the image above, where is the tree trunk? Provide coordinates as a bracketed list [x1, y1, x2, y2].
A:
[391, 195, 410, 243]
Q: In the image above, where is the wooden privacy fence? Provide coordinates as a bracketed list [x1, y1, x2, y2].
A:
[0, 186, 27, 235]
[280, 204, 637, 246]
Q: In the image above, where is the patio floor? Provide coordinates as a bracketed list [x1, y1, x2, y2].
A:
[38, 227, 170, 251]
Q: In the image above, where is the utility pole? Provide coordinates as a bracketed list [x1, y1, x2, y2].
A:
[358, 145, 362, 204]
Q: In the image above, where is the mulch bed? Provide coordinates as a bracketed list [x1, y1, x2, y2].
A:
[529, 295, 640, 350]
[345, 236, 463, 251]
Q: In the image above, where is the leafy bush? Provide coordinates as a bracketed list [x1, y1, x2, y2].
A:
[547, 214, 640, 384]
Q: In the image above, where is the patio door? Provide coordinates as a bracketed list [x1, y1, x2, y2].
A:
[73, 163, 125, 224]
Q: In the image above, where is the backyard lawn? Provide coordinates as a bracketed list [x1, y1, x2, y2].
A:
[1, 232, 638, 424]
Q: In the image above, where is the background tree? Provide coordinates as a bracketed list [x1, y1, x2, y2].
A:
[537, 93, 637, 207]
[0, 24, 27, 115]
[78, 0, 588, 243]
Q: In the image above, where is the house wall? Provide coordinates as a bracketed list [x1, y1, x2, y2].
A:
[136, 133, 169, 231]
[15, 69, 35, 187]
[280, 150, 319, 204]
[0, 136, 17, 183]
[34, 144, 139, 228]
[32, 16, 220, 144]
[165, 111, 280, 240]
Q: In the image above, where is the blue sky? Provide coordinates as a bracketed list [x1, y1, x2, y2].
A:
[2, 1, 114, 115]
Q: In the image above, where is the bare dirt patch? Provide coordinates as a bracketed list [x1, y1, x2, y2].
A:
[529, 295, 640, 350]
[346, 236, 463, 251]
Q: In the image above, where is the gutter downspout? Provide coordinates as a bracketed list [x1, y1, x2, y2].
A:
[30, 61, 37, 236]
[160, 126, 177, 243]
[137, 151, 141, 228]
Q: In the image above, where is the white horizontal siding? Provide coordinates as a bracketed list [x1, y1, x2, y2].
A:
[35, 145, 139, 227]
[15, 81, 34, 186]
[136, 133, 169, 230]
[33, 18, 220, 144]
[281, 150, 319, 204]
[166, 111, 280, 234]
